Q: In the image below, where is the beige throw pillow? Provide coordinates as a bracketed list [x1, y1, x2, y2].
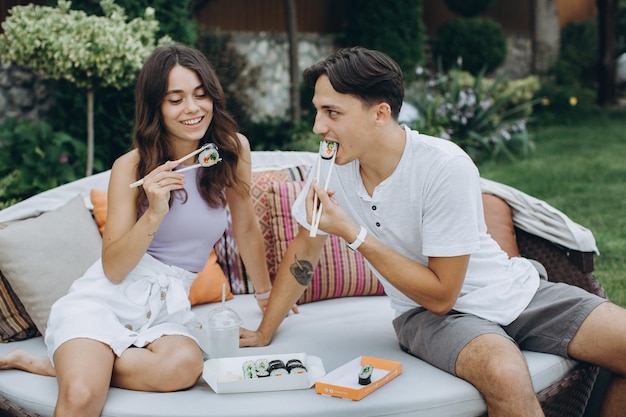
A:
[0, 195, 102, 335]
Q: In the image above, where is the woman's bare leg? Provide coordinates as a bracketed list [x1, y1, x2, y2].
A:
[111, 335, 203, 392]
[0, 349, 55, 376]
[52, 338, 115, 417]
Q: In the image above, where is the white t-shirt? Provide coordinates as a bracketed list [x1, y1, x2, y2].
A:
[293, 126, 539, 325]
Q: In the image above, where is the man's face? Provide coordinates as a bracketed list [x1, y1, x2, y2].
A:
[311, 75, 377, 165]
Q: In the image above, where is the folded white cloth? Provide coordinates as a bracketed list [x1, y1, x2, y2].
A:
[480, 178, 598, 254]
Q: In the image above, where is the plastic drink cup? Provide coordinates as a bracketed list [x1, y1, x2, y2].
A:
[203, 306, 242, 358]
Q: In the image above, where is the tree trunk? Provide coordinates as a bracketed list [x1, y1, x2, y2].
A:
[596, 0, 618, 106]
[530, 0, 560, 73]
[86, 89, 94, 176]
[284, 0, 301, 121]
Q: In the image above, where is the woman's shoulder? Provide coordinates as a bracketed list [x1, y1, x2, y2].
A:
[235, 132, 250, 151]
[110, 149, 140, 183]
[112, 149, 139, 170]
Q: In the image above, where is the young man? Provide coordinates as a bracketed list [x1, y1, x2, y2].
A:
[240, 47, 626, 416]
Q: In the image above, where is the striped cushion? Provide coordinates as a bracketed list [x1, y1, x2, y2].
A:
[267, 181, 384, 304]
[216, 166, 309, 294]
[0, 224, 39, 342]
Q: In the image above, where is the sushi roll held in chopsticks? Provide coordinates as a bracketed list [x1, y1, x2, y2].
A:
[310, 140, 338, 237]
[197, 143, 221, 167]
[128, 142, 221, 188]
[320, 140, 337, 160]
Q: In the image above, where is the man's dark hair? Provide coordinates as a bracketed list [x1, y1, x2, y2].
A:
[303, 47, 404, 120]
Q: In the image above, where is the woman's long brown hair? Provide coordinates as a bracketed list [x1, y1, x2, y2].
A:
[132, 44, 247, 211]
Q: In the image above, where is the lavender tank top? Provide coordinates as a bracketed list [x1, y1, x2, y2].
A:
[146, 172, 227, 272]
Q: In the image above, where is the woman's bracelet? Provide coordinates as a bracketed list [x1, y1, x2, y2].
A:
[254, 289, 272, 300]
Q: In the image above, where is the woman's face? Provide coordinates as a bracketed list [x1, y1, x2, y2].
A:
[161, 64, 214, 150]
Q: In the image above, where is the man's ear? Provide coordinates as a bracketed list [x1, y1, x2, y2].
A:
[374, 102, 392, 126]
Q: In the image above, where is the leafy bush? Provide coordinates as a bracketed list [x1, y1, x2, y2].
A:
[342, 0, 425, 80]
[0, 119, 85, 201]
[551, 20, 598, 89]
[0, 172, 21, 210]
[619, 0, 626, 55]
[443, 0, 496, 17]
[433, 17, 507, 76]
[244, 117, 318, 152]
[50, 0, 197, 45]
[43, 0, 197, 171]
[405, 67, 540, 162]
[531, 82, 600, 125]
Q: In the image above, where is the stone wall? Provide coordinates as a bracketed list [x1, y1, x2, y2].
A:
[229, 31, 335, 120]
[500, 33, 534, 79]
[0, 63, 52, 124]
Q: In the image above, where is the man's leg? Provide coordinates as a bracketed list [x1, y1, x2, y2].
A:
[456, 333, 544, 417]
[394, 308, 544, 417]
[567, 302, 626, 417]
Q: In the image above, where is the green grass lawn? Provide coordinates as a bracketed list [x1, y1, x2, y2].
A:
[478, 109, 626, 307]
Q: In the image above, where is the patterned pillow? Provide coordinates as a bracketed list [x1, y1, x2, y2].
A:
[0, 263, 39, 342]
[266, 181, 384, 304]
[216, 166, 309, 294]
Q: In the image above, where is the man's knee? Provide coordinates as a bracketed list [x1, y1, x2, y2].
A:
[456, 334, 532, 389]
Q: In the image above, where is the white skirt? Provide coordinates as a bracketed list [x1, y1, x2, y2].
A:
[45, 254, 198, 364]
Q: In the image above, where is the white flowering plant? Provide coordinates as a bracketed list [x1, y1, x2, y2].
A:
[406, 66, 541, 162]
[0, 0, 172, 175]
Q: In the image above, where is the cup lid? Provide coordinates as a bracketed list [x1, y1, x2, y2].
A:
[205, 306, 242, 328]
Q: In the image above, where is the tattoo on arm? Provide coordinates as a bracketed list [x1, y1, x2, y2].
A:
[290, 255, 314, 286]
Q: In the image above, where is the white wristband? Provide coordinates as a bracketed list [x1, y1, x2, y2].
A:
[347, 226, 367, 251]
[254, 289, 271, 300]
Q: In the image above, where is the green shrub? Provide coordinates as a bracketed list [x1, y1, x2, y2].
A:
[0, 171, 21, 210]
[43, 0, 196, 171]
[342, 0, 425, 80]
[0, 119, 85, 201]
[443, 0, 496, 17]
[619, 0, 626, 54]
[405, 67, 540, 162]
[54, 0, 196, 44]
[433, 17, 507, 75]
[551, 20, 598, 89]
[531, 82, 600, 125]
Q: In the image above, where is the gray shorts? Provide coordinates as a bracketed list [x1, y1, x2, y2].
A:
[392, 280, 606, 376]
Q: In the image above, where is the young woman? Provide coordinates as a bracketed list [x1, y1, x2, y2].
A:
[0, 44, 273, 417]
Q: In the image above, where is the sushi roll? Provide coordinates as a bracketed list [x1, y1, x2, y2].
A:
[286, 359, 308, 374]
[198, 143, 220, 167]
[319, 140, 337, 160]
[243, 368, 258, 379]
[242, 360, 256, 379]
[255, 358, 269, 373]
[358, 364, 374, 385]
[255, 358, 270, 377]
[269, 367, 288, 377]
[288, 364, 308, 375]
[268, 359, 288, 376]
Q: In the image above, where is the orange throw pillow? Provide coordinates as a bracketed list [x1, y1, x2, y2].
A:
[89, 189, 232, 305]
[482, 193, 520, 258]
[90, 189, 107, 235]
[189, 249, 234, 305]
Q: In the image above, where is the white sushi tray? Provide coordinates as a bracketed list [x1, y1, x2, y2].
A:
[202, 352, 326, 394]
